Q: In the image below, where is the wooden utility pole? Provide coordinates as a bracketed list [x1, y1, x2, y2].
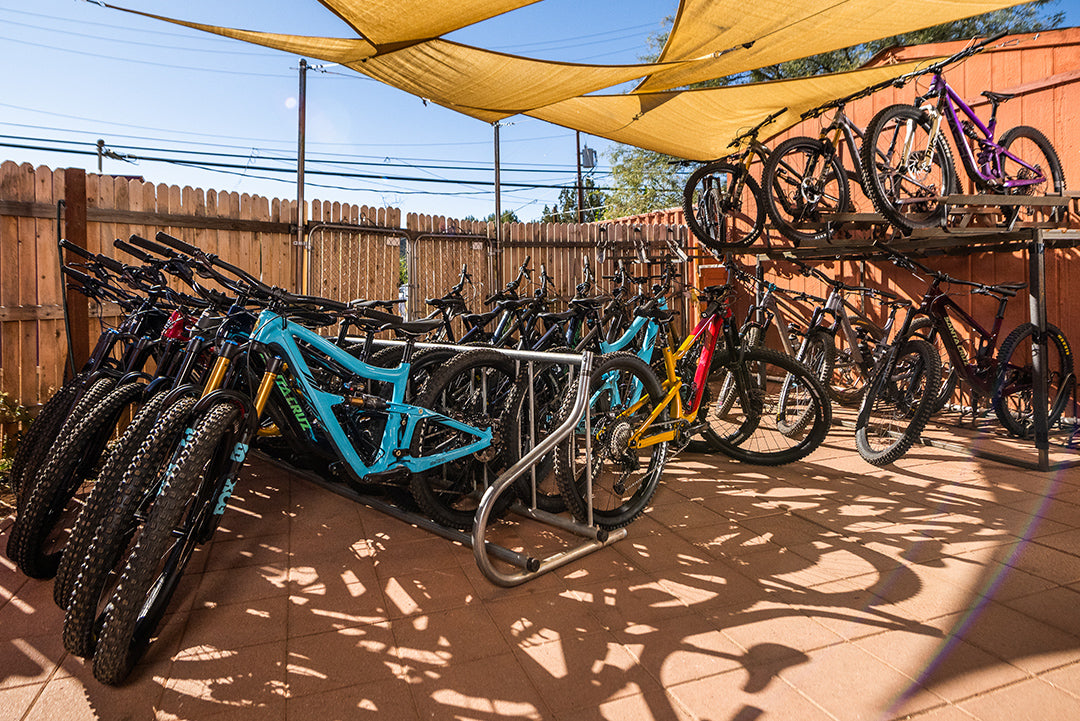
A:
[62, 167, 90, 376]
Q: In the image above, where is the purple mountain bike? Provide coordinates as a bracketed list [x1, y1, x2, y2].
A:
[859, 32, 1066, 234]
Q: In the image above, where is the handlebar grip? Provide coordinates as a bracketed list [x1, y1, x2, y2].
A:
[129, 234, 177, 258]
[62, 265, 95, 285]
[295, 293, 348, 311]
[95, 252, 126, 275]
[155, 231, 199, 257]
[113, 238, 154, 264]
[59, 238, 93, 260]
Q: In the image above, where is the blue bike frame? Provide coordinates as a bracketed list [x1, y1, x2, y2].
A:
[250, 309, 493, 476]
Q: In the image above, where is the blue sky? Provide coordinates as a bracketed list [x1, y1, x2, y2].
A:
[1, 0, 1076, 221]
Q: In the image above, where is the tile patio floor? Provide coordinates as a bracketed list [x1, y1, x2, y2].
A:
[1, 423, 1079, 720]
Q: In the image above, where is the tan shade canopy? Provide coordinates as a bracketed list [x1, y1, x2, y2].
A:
[101, 1, 1019, 159]
[638, 0, 1023, 91]
[344, 41, 682, 122]
[102, 3, 680, 122]
[318, 0, 540, 46]
[530, 59, 937, 160]
[95, 3, 377, 62]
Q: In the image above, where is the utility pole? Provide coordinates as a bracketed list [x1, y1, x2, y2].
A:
[494, 122, 502, 244]
[576, 131, 584, 223]
[296, 58, 308, 294]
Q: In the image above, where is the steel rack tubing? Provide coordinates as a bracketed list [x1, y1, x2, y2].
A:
[336, 342, 627, 583]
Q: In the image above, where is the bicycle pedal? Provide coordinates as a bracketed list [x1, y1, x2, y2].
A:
[686, 422, 709, 436]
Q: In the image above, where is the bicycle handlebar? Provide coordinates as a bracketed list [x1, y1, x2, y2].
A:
[728, 107, 788, 148]
[113, 238, 155, 265]
[128, 233, 178, 259]
[928, 31, 1008, 74]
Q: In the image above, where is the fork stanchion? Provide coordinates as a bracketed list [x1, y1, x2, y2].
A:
[472, 351, 622, 587]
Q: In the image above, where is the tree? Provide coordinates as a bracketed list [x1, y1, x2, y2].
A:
[541, 177, 607, 222]
[486, 210, 520, 224]
[602, 145, 687, 220]
[601, 1, 1064, 216]
[463, 210, 521, 223]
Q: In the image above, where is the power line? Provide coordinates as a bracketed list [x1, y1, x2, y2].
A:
[0, 34, 297, 77]
[0, 17, 277, 56]
[0, 132, 609, 179]
[0, 103, 580, 149]
[0, 138, 615, 190]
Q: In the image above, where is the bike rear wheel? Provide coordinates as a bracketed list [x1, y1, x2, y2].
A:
[683, 161, 764, 250]
[699, 347, 832, 465]
[998, 125, 1066, 225]
[992, 322, 1074, 438]
[855, 339, 942, 466]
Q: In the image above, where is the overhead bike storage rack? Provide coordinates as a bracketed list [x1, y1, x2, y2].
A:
[744, 192, 1079, 472]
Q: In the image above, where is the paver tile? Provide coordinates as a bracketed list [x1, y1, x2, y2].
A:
[958, 676, 1080, 721]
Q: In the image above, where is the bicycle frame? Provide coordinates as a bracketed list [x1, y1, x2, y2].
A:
[924, 74, 1046, 190]
[247, 309, 494, 479]
[914, 281, 1008, 397]
[628, 305, 728, 449]
[820, 107, 869, 187]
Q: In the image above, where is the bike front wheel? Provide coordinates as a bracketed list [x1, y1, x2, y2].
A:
[93, 402, 242, 685]
[860, 104, 958, 234]
[855, 339, 942, 466]
[409, 348, 525, 530]
[763, 136, 850, 245]
[682, 161, 764, 251]
[992, 322, 1074, 438]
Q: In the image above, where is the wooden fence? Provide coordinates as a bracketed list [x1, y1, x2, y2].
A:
[2, 160, 1077, 447]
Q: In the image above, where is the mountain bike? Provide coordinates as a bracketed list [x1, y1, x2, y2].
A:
[6, 242, 205, 579]
[553, 284, 831, 529]
[88, 233, 525, 684]
[883, 248, 1074, 440]
[682, 108, 786, 251]
[860, 32, 1066, 234]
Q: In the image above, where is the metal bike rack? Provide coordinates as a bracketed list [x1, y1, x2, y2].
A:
[312, 342, 624, 585]
[744, 195, 1080, 472]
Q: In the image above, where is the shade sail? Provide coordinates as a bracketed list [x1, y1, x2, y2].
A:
[100, 1, 1025, 159]
[102, 3, 682, 122]
[530, 59, 937, 160]
[344, 41, 681, 122]
[638, 0, 1024, 91]
[95, 3, 377, 62]
[319, 0, 540, 45]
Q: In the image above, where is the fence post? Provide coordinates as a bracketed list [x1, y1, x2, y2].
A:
[62, 167, 89, 376]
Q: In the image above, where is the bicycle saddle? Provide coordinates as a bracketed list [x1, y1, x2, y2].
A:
[981, 90, 1015, 105]
[425, 296, 467, 310]
[569, 296, 612, 310]
[538, 309, 576, 324]
[381, 317, 443, 338]
[461, 306, 502, 328]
